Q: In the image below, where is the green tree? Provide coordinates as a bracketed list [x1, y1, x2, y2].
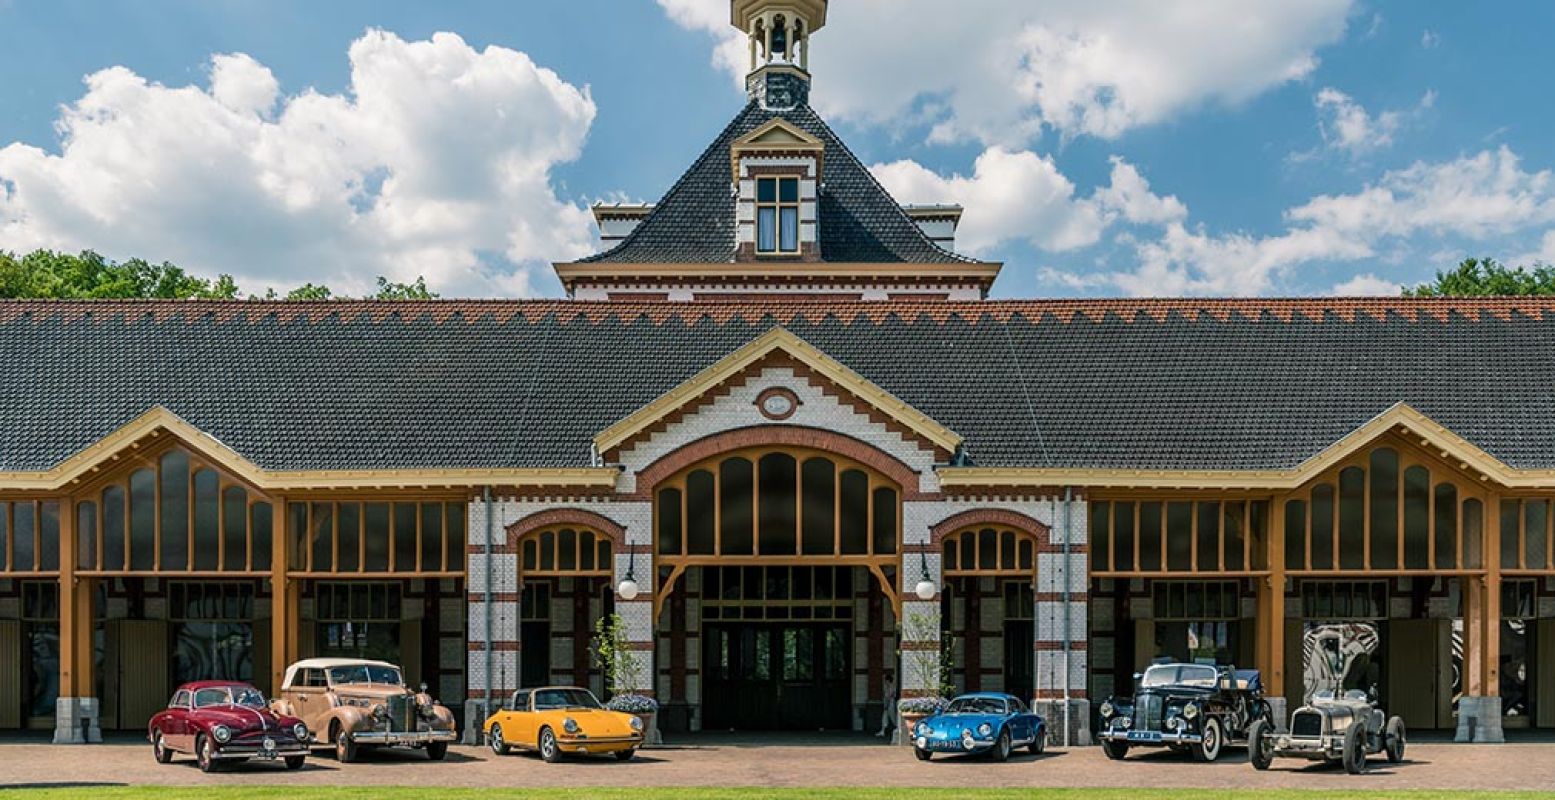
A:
[1404, 257, 1555, 296]
[372, 276, 439, 300]
[282, 283, 335, 301]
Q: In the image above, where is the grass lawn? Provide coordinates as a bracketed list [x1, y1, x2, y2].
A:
[3, 790, 1553, 799]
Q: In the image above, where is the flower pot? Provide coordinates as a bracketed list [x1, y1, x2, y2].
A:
[635, 712, 660, 747]
[900, 712, 928, 747]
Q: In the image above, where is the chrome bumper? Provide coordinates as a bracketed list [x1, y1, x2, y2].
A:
[558, 734, 640, 752]
[348, 729, 458, 746]
[216, 742, 310, 760]
[1099, 729, 1202, 746]
[1268, 734, 1341, 759]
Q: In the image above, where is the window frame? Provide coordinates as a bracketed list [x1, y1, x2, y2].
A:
[754, 176, 801, 256]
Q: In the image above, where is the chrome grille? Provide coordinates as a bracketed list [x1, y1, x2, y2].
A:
[389, 695, 415, 732]
[1133, 695, 1163, 730]
[1291, 710, 1322, 738]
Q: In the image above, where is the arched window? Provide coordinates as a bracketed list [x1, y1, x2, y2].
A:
[654, 447, 900, 558]
[940, 527, 1036, 577]
[519, 527, 613, 577]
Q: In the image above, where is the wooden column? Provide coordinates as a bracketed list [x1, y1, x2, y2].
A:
[271, 496, 297, 693]
[1256, 497, 1285, 692]
[1463, 575, 1485, 697]
[1483, 497, 1502, 697]
[58, 499, 95, 700]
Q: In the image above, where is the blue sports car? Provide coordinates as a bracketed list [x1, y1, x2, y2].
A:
[910, 692, 1047, 761]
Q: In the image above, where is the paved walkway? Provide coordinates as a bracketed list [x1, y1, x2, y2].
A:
[2, 733, 1554, 791]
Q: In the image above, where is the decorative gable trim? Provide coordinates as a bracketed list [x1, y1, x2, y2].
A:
[938, 403, 1531, 490]
[730, 118, 824, 181]
[594, 327, 962, 459]
[0, 406, 617, 493]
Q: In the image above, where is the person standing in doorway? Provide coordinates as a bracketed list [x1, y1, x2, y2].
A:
[876, 671, 897, 737]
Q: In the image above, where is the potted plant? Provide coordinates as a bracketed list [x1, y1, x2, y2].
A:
[593, 613, 659, 745]
[897, 610, 954, 745]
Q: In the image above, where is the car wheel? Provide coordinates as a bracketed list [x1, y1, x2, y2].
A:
[425, 741, 448, 761]
[196, 734, 219, 773]
[1342, 725, 1368, 775]
[1100, 737, 1129, 760]
[334, 726, 358, 764]
[539, 727, 562, 763]
[1194, 717, 1223, 763]
[489, 724, 511, 756]
[152, 731, 173, 764]
[1028, 729, 1046, 755]
[284, 755, 305, 770]
[614, 748, 636, 762]
[914, 747, 932, 761]
[1385, 716, 1406, 764]
[1248, 718, 1274, 771]
[990, 729, 1011, 762]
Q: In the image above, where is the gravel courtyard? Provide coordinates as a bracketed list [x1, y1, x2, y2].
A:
[3, 733, 1554, 792]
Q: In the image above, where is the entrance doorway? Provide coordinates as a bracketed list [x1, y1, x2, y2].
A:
[702, 622, 850, 730]
[699, 565, 854, 731]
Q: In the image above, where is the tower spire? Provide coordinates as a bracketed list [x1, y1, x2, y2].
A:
[732, 0, 827, 109]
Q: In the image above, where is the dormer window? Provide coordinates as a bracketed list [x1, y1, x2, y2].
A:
[756, 176, 800, 255]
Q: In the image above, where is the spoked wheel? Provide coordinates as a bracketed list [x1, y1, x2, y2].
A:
[991, 730, 1012, 762]
[1247, 719, 1275, 771]
[1342, 725, 1368, 775]
[1100, 737, 1129, 760]
[196, 734, 220, 773]
[1193, 717, 1223, 763]
[334, 727, 358, 763]
[152, 731, 173, 764]
[1385, 716, 1406, 764]
[539, 727, 563, 763]
[489, 724, 511, 756]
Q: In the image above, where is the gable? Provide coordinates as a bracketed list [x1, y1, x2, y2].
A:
[594, 327, 962, 461]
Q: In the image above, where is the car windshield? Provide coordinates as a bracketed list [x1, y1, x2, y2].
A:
[946, 697, 1007, 715]
[532, 688, 602, 711]
[192, 687, 264, 708]
[328, 665, 403, 686]
[1141, 664, 1218, 688]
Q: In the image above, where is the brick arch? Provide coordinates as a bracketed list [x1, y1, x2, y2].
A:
[504, 507, 626, 551]
[631, 424, 922, 496]
[929, 508, 1051, 546]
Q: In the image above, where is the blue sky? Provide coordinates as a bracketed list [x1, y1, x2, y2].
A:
[1, 0, 1553, 298]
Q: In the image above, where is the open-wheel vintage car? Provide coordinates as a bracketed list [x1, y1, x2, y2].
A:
[484, 686, 645, 762]
[271, 658, 457, 762]
[1097, 661, 1271, 762]
[910, 692, 1047, 762]
[149, 681, 310, 773]
[1249, 687, 1405, 774]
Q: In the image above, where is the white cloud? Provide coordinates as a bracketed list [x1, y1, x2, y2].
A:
[660, 0, 1354, 145]
[1517, 230, 1555, 265]
[1329, 273, 1401, 295]
[1421, 29, 1441, 48]
[871, 151, 1182, 255]
[1314, 87, 1401, 155]
[0, 30, 599, 296]
[1101, 146, 1555, 296]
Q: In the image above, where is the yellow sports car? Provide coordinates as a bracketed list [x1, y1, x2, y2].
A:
[484, 686, 644, 762]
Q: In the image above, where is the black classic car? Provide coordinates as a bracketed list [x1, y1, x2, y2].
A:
[1097, 661, 1272, 762]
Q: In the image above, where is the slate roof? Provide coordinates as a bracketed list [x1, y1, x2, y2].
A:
[4, 298, 1555, 474]
[575, 102, 979, 265]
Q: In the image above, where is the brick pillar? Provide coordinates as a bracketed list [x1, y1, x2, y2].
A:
[1035, 494, 1090, 747]
[463, 499, 520, 745]
[615, 520, 658, 743]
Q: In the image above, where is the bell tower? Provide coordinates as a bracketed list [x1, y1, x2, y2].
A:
[733, 0, 827, 110]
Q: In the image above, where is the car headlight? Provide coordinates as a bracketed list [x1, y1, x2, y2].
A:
[977, 723, 993, 737]
[917, 722, 933, 737]
[293, 722, 309, 740]
[1183, 703, 1199, 720]
[1119, 716, 1132, 729]
[212, 725, 232, 743]
[563, 717, 580, 735]
[628, 715, 644, 731]
[1100, 701, 1115, 718]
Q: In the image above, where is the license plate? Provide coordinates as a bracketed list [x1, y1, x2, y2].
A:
[385, 736, 413, 746]
[1127, 731, 1162, 742]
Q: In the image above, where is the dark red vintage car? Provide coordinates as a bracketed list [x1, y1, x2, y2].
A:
[148, 681, 311, 772]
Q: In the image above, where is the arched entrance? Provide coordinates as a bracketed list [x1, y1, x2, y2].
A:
[933, 511, 1047, 701]
[648, 442, 904, 732]
[505, 511, 619, 697]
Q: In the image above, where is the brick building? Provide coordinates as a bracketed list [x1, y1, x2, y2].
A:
[2, 0, 1551, 746]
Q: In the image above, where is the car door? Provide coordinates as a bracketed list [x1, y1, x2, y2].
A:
[166, 690, 192, 751]
[289, 669, 326, 737]
[511, 691, 536, 747]
[1006, 697, 1033, 742]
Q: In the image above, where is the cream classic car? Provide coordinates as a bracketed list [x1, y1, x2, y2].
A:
[270, 658, 456, 762]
